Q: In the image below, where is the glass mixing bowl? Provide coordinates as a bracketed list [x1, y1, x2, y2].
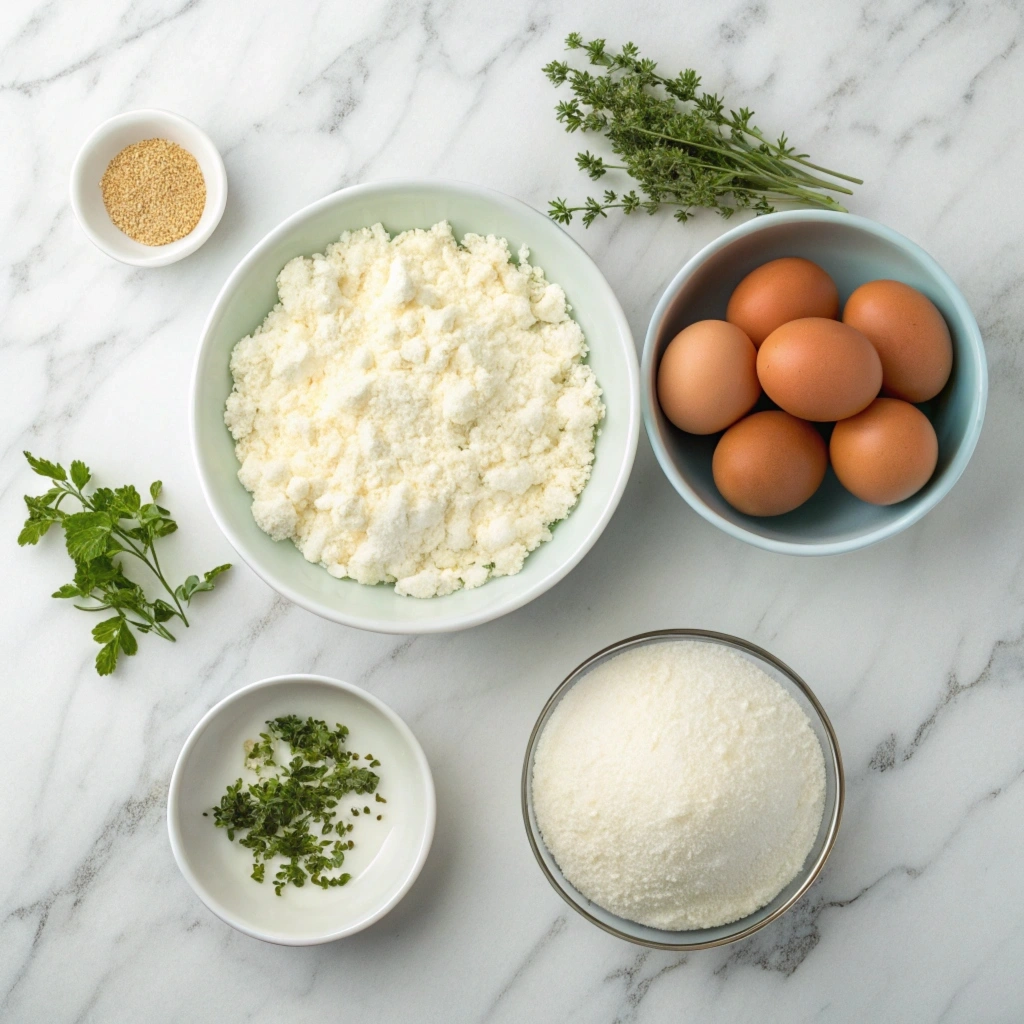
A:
[521, 629, 844, 950]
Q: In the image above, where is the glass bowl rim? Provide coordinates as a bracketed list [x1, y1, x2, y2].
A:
[520, 628, 845, 950]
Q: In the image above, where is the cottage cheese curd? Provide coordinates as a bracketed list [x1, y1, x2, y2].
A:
[224, 221, 603, 598]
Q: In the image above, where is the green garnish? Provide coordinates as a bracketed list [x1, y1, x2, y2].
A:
[17, 452, 231, 676]
[211, 715, 384, 895]
[544, 35, 862, 227]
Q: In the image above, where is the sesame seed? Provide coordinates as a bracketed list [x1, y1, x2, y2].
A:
[100, 138, 206, 246]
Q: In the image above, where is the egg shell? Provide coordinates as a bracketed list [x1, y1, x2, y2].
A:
[712, 410, 828, 517]
[726, 257, 839, 347]
[830, 397, 938, 505]
[757, 317, 882, 422]
[656, 320, 761, 435]
[842, 279, 953, 403]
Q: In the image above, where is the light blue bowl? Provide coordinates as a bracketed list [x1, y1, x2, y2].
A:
[642, 211, 987, 554]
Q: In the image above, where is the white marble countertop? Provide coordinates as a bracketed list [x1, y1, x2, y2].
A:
[2, 1, 1022, 1020]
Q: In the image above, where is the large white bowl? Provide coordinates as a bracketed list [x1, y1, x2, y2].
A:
[191, 179, 639, 634]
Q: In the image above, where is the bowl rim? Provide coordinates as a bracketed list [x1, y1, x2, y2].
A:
[641, 209, 988, 555]
[166, 672, 437, 945]
[190, 177, 640, 633]
[69, 107, 228, 268]
[521, 628, 845, 951]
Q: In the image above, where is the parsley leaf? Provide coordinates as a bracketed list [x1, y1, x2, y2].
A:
[70, 460, 91, 489]
[17, 453, 232, 676]
[24, 452, 67, 481]
[211, 717, 385, 895]
[64, 511, 114, 562]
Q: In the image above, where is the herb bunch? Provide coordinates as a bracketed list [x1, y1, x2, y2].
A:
[17, 452, 230, 676]
[211, 716, 385, 895]
[544, 34, 862, 227]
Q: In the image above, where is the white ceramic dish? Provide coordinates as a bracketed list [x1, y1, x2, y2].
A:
[70, 109, 227, 267]
[191, 179, 640, 634]
[167, 674, 435, 945]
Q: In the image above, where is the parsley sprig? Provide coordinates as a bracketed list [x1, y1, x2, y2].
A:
[17, 452, 230, 676]
[545, 34, 862, 227]
[211, 716, 383, 895]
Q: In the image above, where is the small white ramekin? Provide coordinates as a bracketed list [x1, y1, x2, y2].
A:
[70, 109, 227, 267]
[167, 674, 436, 945]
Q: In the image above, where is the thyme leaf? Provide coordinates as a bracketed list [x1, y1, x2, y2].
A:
[545, 35, 862, 227]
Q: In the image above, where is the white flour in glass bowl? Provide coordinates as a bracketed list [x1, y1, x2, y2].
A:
[532, 640, 826, 930]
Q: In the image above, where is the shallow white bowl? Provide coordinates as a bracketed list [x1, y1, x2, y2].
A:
[191, 179, 640, 634]
[167, 674, 435, 945]
[70, 109, 227, 267]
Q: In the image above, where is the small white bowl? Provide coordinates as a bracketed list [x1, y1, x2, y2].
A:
[167, 674, 435, 945]
[70, 109, 227, 267]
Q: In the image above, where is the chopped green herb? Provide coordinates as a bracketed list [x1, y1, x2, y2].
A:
[17, 452, 231, 675]
[375, 793, 387, 804]
[209, 715, 383, 895]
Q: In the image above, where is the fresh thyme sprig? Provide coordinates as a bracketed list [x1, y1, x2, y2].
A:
[544, 34, 862, 227]
[210, 716, 383, 895]
[17, 452, 230, 676]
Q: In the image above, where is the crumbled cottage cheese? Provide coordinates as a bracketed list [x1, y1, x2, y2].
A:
[224, 221, 604, 598]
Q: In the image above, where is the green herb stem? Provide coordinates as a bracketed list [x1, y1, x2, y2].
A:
[17, 452, 230, 675]
[546, 35, 861, 226]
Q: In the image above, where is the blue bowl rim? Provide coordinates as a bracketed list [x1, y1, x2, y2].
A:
[640, 210, 988, 555]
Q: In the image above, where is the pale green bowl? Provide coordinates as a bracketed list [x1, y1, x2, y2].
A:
[642, 211, 987, 554]
[191, 180, 639, 634]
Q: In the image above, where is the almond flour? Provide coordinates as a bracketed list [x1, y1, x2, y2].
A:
[100, 138, 205, 246]
[532, 641, 826, 930]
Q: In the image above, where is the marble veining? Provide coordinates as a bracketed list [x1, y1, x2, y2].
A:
[1, 0, 1023, 1020]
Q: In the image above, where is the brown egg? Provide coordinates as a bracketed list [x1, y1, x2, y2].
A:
[830, 398, 938, 505]
[842, 279, 953, 402]
[757, 318, 882, 421]
[726, 257, 839, 347]
[712, 411, 828, 516]
[657, 320, 761, 435]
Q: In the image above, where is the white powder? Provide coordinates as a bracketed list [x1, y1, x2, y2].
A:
[532, 641, 826, 930]
[224, 221, 603, 598]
